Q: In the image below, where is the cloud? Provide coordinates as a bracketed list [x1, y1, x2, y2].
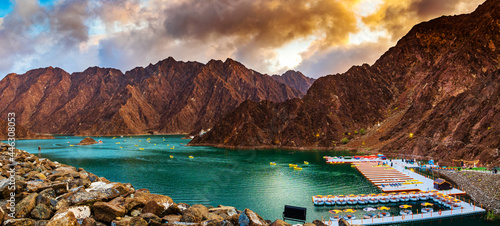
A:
[363, 0, 485, 41]
[0, 0, 487, 79]
[296, 39, 393, 78]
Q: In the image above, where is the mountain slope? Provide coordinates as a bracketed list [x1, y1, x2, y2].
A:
[189, 0, 500, 165]
[0, 58, 303, 135]
[271, 70, 316, 94]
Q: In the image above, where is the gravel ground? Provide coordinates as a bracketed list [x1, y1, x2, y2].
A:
[439, 170, 500, 214]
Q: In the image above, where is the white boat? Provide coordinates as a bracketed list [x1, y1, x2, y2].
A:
[379, 193, 390, 203]
[325, 195, 335, 205]
[399, 192, 409, 202]
[368, 194, 378, 204]
[377, 212, 391, 218]
[343, 215, 356, 220]
[336, 195, 347, 205]
[421, 207, 433, 213]
[420, 192, 429, 200]
[358, 195, 368, 204]
[346, 195, 358, 205]
[389, 193, 399, 203]
[409, 192, 419, 201]
[400, 209, 412, 215]
[312, 195, 324, 205]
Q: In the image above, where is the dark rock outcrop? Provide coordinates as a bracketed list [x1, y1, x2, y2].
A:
[190, 0, 500, 166]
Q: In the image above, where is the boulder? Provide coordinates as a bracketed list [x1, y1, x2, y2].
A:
[270, 219, 291, 226]
[34, 220, 49, 226]
[338, 218, 350, 226]
[162, 214, 182, 223]
[130, 209, 142, 217]
[46, 211, 78, 226]
[30, 204, 53, 220]
[0, 207, 4, 225]
[164, 203, 181, 215]
[0, 179, 12, 198]
[227, 213, 240, 225]
[111, 217, 148, 226]
[139, 213, 162, 225]
[202, 215, 226, 226]
[208, 206, 237, 219]
[78, 138, 98, 145]
[142, 200, 166, 216]
[93, 201, 127, 223]
[15, 192, 38, 218]
[238, 209, 268, 226]
[124, 197, 147, 211]
[3, 218, 36, 226]
[81, 217, 97, 226]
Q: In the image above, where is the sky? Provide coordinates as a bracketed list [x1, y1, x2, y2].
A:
[0, 0, 485, 79]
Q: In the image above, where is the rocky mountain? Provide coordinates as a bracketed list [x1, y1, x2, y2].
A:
[189, 0, 500, 166]
[0, 58, 303, 135]
[271, 70, 316, 94]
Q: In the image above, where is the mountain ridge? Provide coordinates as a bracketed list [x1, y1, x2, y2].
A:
[0, 58, 314, 136]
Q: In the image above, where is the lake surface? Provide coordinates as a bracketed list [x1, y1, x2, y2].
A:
[10, 135, 494, 225]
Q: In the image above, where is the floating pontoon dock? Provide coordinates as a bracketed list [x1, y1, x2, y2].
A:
[318, 158, 484, 225]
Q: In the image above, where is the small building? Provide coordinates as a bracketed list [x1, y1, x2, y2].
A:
[434, 178, 452, 190]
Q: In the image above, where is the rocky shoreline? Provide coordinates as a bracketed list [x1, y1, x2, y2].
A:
[0, 143, 354, 226]
[438, 170, 500, 217]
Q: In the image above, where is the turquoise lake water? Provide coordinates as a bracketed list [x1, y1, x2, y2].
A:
[9, 135, 494, 225]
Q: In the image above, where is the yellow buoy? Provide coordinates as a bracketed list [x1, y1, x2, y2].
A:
[120, 146, 123, 149]
[135, 145, 139, 147]
[294, 167, 303, 170]
[115, 142, 120, 144]
[70, 145, 74, 147]
[189, 156, 194, 158]
[289, 164, 297, 167]
[170, 155, 174, 158]
[270, 162, 276, 165]
[139, 148, 145, 150]
[154, 144, 157, 145]
[304, 161, 309, 165]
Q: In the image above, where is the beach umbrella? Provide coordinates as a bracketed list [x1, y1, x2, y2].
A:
[399, 205, 412, 208]
[421, 203, 434, 207]
[344, 209, 356, 213]
[329, 210, 342, 214]
[363, 207, 377, 212]
[378, 206, 390, 211]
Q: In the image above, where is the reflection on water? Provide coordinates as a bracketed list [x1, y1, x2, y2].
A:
[10, 135, 492, 225]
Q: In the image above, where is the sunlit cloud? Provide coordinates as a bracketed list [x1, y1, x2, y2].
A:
[0, 0, 486, 79]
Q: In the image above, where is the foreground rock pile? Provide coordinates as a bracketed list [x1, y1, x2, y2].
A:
[0, 145, 337, 226]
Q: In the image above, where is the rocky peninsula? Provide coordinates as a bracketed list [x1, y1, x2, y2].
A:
[0, 143, 347, 226]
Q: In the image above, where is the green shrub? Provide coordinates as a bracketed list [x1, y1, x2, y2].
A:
[359, 128, 367, 135]
[341, 138, 349, 144]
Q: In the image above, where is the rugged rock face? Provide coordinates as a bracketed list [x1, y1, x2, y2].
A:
[271, 70, 316, 95]
[0, 58, 303, 136]
[190, 0, 500, 166]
